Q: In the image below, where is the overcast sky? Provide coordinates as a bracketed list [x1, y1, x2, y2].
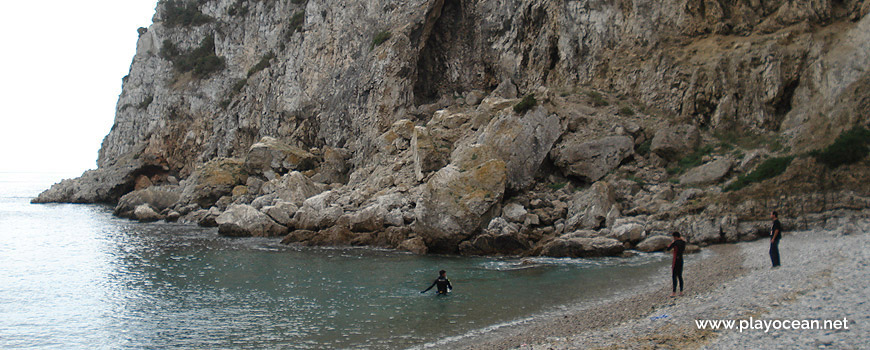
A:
[0, 1, 159, 174]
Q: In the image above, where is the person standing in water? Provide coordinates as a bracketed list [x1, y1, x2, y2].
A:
[770, 211, 782, 268]
[666, 231, 686, 297]
[421, 270, 452, 295]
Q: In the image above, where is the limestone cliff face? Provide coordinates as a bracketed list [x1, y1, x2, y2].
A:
[96, 0, 869, 174]
[34, 0, 870, 255]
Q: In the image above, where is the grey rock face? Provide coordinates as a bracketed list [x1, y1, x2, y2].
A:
[550, 135, 634, 182]
[216, 204, 288, 237]
[475, 107, 562, 190]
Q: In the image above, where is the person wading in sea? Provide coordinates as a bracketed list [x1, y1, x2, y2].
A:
[666, 231, 687, 297]
[421, 270, 452, 295]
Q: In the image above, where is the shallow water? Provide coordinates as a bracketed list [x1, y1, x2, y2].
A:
[0, 172, 669, 349]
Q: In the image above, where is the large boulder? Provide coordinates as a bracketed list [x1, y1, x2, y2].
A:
[550, 135, 634, 182]
[566, 182, 618, 231]
[636, 235, 673, 252]
[180, 158, 247, 209]
[114, 188, 180, 218]
[132, 204, 162, 222]
[609, 223, 646, 243]
[245, 137, 318, 178]
[259, 171, 322, 206]
[293, 191, 344, 230]
[216, 204, 288, 237]
[262, 201, 298, 227]
[342, 204, 387, 232]
[414, 158, 507, 253]
[539, 237, 625, 258]
[679, 158, 733, 185]
[474, 106, 562, 190]
[397, 237, 428, 254]
[650, 124, 701, 161]
[502, 203, 528, 223]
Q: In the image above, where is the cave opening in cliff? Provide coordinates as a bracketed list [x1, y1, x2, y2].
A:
[413, 0, 492, 106]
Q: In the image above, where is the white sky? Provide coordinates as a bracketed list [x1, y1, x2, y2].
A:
[0, 1, 159, 174]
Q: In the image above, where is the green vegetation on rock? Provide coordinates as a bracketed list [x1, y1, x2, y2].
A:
[724, 156, 794, 192]
[247, 52, 276, 77]
[289, 11, 305, 33]
[636, 139, 652, 156]
[372, 31, 392, 48]
[232, 79, 247, 94]
[619, 106, 635, 116]
[513, 94, 537, 114]
[160, 35, 226, 78]
[138, 95, 154, 109]
[810, 126, 870, 169]
[667, 144, 715, 175]
[227, 0, 249, 16]
[586, 91, 609, 107]
[162, 0, 213, 27]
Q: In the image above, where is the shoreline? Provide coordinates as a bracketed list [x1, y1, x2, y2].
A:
[456, 226, 868, 349]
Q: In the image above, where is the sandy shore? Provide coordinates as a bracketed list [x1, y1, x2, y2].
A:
[458, 224, 868, 349]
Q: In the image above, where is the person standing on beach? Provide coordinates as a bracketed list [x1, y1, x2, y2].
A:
[770, 211, 782, 268]
[421, 270, 452, 295]
[666, 232, 686, 297]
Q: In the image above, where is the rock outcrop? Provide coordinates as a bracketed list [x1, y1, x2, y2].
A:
[30, 0, 870, 257]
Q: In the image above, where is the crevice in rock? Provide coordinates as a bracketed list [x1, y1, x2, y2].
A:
[774, 78, 800, 119]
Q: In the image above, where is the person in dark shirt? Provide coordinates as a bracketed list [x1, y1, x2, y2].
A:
[770, 211, 782, 268]
[421, 270, 452, 295]
[666, 231, 687, 297]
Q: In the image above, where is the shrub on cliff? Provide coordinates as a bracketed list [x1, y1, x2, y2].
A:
[160, 35, 226, 78]
[227, 0, 249, 17]
[289, 11, 305, 33]
[162, 0, 213, 27]
[810, 125, 870, 169]
[724, 156, 794, 192]
[586, 91, 609, 107]
[513, 94, 537, 114]
[247, 52, 276, 77]
[372, 31, 392, 48]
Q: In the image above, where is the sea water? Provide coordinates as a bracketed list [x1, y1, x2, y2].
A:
[0, 172, 669, 349]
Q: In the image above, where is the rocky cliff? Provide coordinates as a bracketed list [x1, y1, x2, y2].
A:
[35, 0, 870, 256]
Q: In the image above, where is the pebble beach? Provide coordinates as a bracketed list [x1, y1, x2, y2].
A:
[459, 222, 869, 349]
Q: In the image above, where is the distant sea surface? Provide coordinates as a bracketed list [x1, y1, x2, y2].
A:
[0, 172, 669, 349]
